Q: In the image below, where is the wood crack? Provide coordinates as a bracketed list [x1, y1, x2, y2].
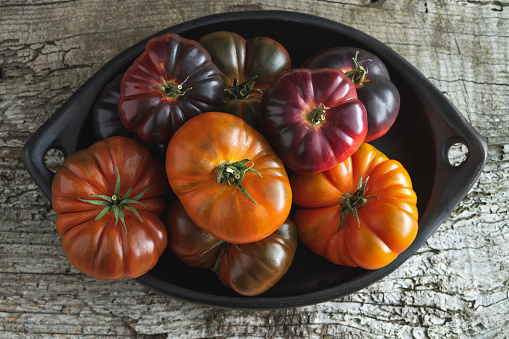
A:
[427, 76, 509, 88]
[1, 0, 78, 7]
[466, 0, 508, 11]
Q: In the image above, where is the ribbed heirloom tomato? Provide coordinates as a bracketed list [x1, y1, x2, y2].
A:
[51, 136, 168, 280]
[290, 143, 418, 270]
[198, 31, 291, 131]
[119, 33, 224, 145]
[165, 200, 298, 296]
[165, 112, 292, 244]
[261, 68, 368, 174]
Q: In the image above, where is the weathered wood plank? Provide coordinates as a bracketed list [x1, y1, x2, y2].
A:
[1, 0, 508, 337]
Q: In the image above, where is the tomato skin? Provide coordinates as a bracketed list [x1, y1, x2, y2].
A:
[222, 96, 262, 131]
[165, 200, 298, 296]
[165, 112, 292, 244]
[92, 72, 135, 140]
[261, 68, 368, 174]
[199, 31, 291, 90]
[198, 31, 291, 131]
[218, 219, 297, 296]
[291, 143, 418, 270]
[91, 73, 167, 160]
[302, 46, 400, 142]
[51, 136, 168, 280]
[165, 200, 221, 269]
[119, 33, 224, 145]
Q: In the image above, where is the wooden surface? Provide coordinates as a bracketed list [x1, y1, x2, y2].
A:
[1, 0, 508, 337]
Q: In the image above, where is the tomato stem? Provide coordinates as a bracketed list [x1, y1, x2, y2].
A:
[154, 76, 192, 99]
[307, 103, 329, 129]
[78, 167, 150, 235]
[224, 75, 264, 101]
[337, 176, 377, 232]
[213, 159, 262, 203]
[344, 51, 372, 86]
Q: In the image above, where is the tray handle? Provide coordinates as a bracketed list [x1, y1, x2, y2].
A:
[440, 133, 487, 191]
[421, 119, 488, 231]
[22, 82, 104, 201]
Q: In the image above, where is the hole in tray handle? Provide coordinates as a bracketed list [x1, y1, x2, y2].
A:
[447, 141, 469, 167]
[44, 148, 65, 173]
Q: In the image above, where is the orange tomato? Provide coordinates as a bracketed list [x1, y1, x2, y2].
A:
[166, 112, 292, 244]
[291, 143, 418, 270]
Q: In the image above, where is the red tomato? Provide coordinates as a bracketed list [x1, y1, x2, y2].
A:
[119, 33, 224, 144]
[51, 136, 168, 280]
[261, 68, 367, 174]
[165, 112, 292, 244]
[165, 200, 298, 296]
[291, 143, 418, 270]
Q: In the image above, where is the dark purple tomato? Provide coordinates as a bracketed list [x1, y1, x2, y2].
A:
[302, 46, 400, 142]
[91, 73, 167, 160]
[260, 68, 367, 174]
[92, 72, 135, 140]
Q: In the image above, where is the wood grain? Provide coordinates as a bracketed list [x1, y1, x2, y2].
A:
[1, 0, 508, 337]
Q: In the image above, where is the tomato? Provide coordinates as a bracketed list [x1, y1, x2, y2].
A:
[51, 136, 168, 280]
[302, 46, 400, 142]
[92, 72, 135, 140]
[91, 72, 167, 160]
[217, 219, 297, 296]
[198, 31, 291, 131]
[165, 112, 292, 244]
[119, 33, 224, 145]
[165, 200, 221, 269]
[165, 200, 298, 296]
[290, 143, 418, 270]
[261, 68, 368, 174]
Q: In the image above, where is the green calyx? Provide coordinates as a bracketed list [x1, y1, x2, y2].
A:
[307, 103, 330, 129]
[337, 176, 377, 232]
[344, 51, 372, 86]
[213, 159, 262, 203]
[224, 75, 264, 101]
[154, 76, 192, 99]
[79, 167, 151, 235]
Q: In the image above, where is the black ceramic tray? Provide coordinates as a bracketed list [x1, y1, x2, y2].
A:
[22, 11, 487, 309]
